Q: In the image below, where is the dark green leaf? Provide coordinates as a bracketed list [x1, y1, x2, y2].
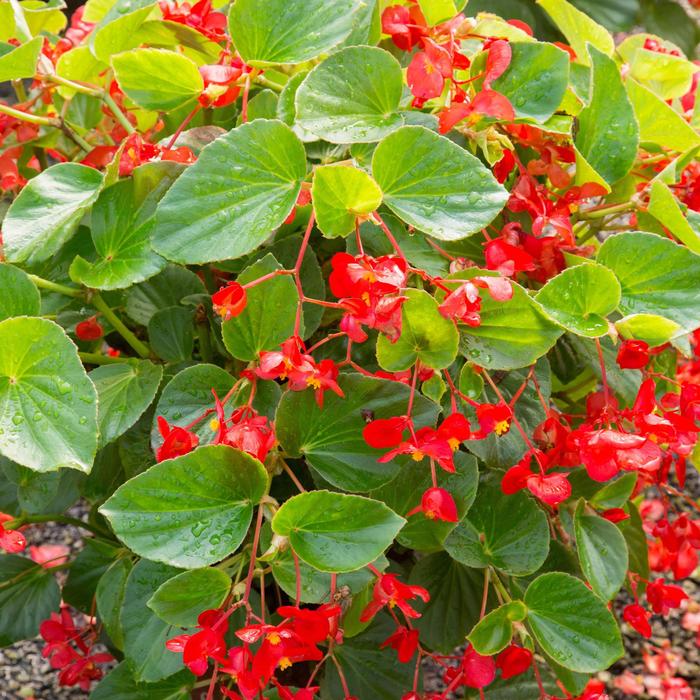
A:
[63, 538, 122, 612]
[92, 662, 193, 700]
[96, 557, 133, 650]
[589, 472, 637, 509]
[149, 307, 194, 362]
[0, 263, 40, 321]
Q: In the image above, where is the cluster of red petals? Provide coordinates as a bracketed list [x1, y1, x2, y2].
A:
[617, 339, 651, 369]
[406, 486, 459, 522]
[212, 280, 248, 320]
[381, 625, 420, 663]
[159, 0, 228, 41]
[40, 607, 113, 691]
[53, 5, 94, 58]
[438, 275, 512, 327]
[199, 59, 248, 108]
[329, 252, 408, 342]
[156, 415, 200, 462]
[255, 337, 343, 407]
[75, 316, 104, 341]
[0, 512, 25, 553]
[442, 643, 530, 691]
[360, 573, 430, 622]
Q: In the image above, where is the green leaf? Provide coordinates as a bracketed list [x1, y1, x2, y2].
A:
[134, 19, 221, 63]
[148, 307, 194, 362]
[69, 164, 182, 290]
[91, 361, 162, 447]
[271, 490, 405, 572]
[524, 572, 623, 672]
[125, 264, 205, 325]
[468, 601, 528, 655]
[152, 119, 306, 264]
[372, 126, 507, 241]
[589, 472, 637, 509]
[92, 663, 193, 700]
[3, 163, 104, 265]
[458, 362, 484, 400]
[63, 538, 122, 612]
[626, 78, 700, 153]
[121, 559, 193, 682]
[409, 552, 493, 652]
[221, 254, 299, 361]
[445, 477, 550, 576]
[96, 557, 132, 650]
[0, 318, 98, 473]
[597, 231, 700, 331]
[0, 555, 60, 646]
[274, 373, 439, 492]
[491, 41, 569, 122]
[619, 502, 649, 586]
[376, 289, 459, 371]
[535, 263, 621, 337]
[0, 36, 42, 81]
[295, 46, 403, 143]
[312, 165, 382, 238]
[574, 47, 639, 185]
[629, 47, 699, 101]
[647, 180, 700, 253]
[417, 0, 458, 24]
[150, 364, 234, 450]
[228, 0, 359, 65]
[100, 445, 269, 568]
[91, 1, 156, 63]
[459, 279, 563, 370]
[371, 452, 478, 551]
[320, 615, 413, 698]
[537, 0, 614, 65]
[574, 501, 628, 601]
[147, 568, 231, 627]
[0, 263, 40, 321]
[112, 48, 203, 111]
[615, 313, 682, 346]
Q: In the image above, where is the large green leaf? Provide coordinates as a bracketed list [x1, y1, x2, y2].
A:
[295, 46, 403, 143]
[147, 568, 231, 627]
[96, 557, 133, 650]
[221, 254, 299, 361]
[445, 477, 550, 576]
[0, 555, 60, 646]
[628, 46, 699, 100]
[459, 279, 563, 370]
[647, 180, 700, 254]
[148, 307, 194, 362]
[535, 263, 621, 337]
[91, 361, 162, 447]
[312, 165, 383, 237]
[597, 231, 700, 331]
[372, 126, 507, 241]
[0, 36, 42, 81]
[524, 572, 623, 672]
[0, 318, 98, 473]
[537, 0, 614, 65]
[574, 501, 628, 601]
[2, 163, 104, 265]
[92, 663, 193, 700]
[152, 119, 306, 264]
[574, 46, 639, 185]
[228, 0, 359, 65]
[121, 559, 193, 682]
[491, 41, 569, 122]
[376, 289, 459, 371]
[0, 264, 40, 321]
[271, 490, 404, 572]
[409, 552, 492, 653]
[90, 0, 156, 63]
[100, 445, 269, 568]
[70, 164, 182, 289]
[371, 452, 478, 551]
[112, 48, 203, 111]
[274, 373, 439, 492]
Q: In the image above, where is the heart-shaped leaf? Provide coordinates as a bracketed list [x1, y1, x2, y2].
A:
[469, 601, 528, 655]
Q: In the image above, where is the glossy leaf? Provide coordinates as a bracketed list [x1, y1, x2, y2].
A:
[524, 572, 623, 672]
[295, 46, 403, 143]
[152, 119, 306, 264]
[372, 126, 507, 241]
[647, 180, 700, 254]
[376, 289, 459, 371]
[469, 601, 528, 655]
[535, 263, 621, 337]
[63, 539, 122, 612]
[615, 313, 681, 346]
[229, 0, 359, 65]
[0, 318, 98, 473]
[0, 264, 40, 321]
[148, 307, 194, 362]
[590, 472, 637, 509]
[3, 163, 104, 265]
[92, 663, 193, 700]
[0, 36, 42, 82]
[271, 490, 405, 572]
[274, 373, 439, 492]
[96, 557, 133, 650]
[100, 445, 269, 568]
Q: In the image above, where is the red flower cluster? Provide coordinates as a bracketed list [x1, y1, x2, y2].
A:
[159, 0, 228, 41]
[156, 416, 200, 462]
[438, 275, 512, 327]
[360, 573, 430, 622]
[212, 281, 247, 320]
[0, 512, 25, 553]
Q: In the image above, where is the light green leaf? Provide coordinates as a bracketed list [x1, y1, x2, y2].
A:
[535, 263, 621, 337]
[469, 601, 528, 655]
[100, 445, 269, 568]
[524, 572, 623, 672]
[629, 48, 699, 100]
[376, 289, 459, 371]
[229, 0, 359, 65]
[372, 126, 507, 240]
[0, 36, 42, 81]
[589, 472, 637, 509]
[3, 163, 104, 265]
[648, 180, 700, 253]
[615, 313, 681, 346]
[92, 3, 155, 63]
[0, 318, 98, 473]
[312, 165, 382, 238]
[417, 0, 458, 24]
[271, 490, 405, 573]
[152, 119, 306, 264]
[0, 264, 40, 321]
[112, 48, 203, 111]
[295, 46, 403, 143]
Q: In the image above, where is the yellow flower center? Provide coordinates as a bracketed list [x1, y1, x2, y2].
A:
[448, 437, 461, 451]
[494, 419, 510, 436]
[306, 375, 322, 389]
[278, 657, 292, 670]
[411, 450, 425, 462]
[267, 632, 282, 645]
[209, 418, 220, 432]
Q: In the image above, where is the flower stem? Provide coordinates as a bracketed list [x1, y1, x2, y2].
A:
[0, 102, 58, 126]
[91, 293, 151, 359]
[78, 351, 131, 366]
[28, 274, 84, 299]
[5, 513, 110, 537]
[103, 92, 135, 135]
